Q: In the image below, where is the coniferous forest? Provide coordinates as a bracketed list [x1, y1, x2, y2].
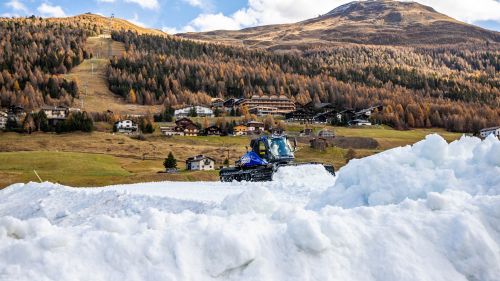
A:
[0, 15, 499, 133]
[108, 31, 499, 132]
[0, 18, 99, 109]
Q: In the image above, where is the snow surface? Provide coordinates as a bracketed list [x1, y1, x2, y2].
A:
[0, 134, 499, 281]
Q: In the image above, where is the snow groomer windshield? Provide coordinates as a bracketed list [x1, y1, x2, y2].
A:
[268, 137, 294, 158]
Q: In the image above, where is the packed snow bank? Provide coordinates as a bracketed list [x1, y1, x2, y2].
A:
[0, 135, 499, 281]
[309, 134, 500, 209]
[1, 188, 499, 280]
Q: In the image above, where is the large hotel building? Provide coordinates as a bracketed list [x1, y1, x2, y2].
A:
[239, 95, 296, 116]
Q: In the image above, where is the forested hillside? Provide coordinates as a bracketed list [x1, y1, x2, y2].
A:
[0, 14, 165, 111]
[1, 15, 498, 133]
[0, 17, 94, 109]
[108, 31, 499, 132]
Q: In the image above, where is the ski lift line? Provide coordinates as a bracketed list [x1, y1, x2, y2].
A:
[33, 170, 43, 183]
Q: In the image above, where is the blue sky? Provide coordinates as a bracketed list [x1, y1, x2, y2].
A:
[2, 0, 500, 33]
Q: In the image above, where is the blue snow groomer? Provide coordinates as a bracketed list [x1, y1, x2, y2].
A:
[220, 135, 335, 182]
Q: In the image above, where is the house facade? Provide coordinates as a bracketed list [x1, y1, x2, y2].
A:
[183, 124, 199, 136]
[354, 105, 383, 120]
[174, 106, 214, 118]
[314, 110, 339, 124]
[41, 105, 70, 126]
[167, 118, 200, 136]
[175, 118, 195, 128]
[0, 111, 7, 130]
[203, 125, 222, 136]
[348, 119, 372, 126]
[211, 98, 225, 108]
[285, 109, 315, 122]
[247, 121, 265, 134]
[248, 106, 281, 116]
[160, 118, 200, 136]
[160, 126, 184, 136]
[239, 95, 296, 116]
[480, 126, 500, 138]
[233, 125, 248, 136]
[223, 98, 244, 112]
[186, 155, 216, 171]
[115, 120, 138, 133]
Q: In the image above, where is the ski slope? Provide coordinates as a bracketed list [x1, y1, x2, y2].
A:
[0, 134, 499, 281]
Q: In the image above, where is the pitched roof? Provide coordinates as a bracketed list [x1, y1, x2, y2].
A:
[186, 155, 216, 163]
[184, 123, 199, 130]
[175, 117, 195, 125]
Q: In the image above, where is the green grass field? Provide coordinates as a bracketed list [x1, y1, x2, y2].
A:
[0, 151, 130, 187]
[0, 151, 221, 188]
[0, 125, 463, 188]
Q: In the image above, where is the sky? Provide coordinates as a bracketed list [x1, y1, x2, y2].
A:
[1, 0, 500, 34]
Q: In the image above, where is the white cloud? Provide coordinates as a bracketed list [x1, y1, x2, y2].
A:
[162, 25, 195, 34]
[183, 0, 205, 8]
[128, 13, 147, 27]
[180, 0, 500, 32]
[181, 0, 349, 31]
[187, 12, 243, 31]
[97, 0, 116, 3]
[124, 0, 159, 10]
[5, 0, 28, 13]
[182, 0, 214, 11]
[37, 3, 66, 18]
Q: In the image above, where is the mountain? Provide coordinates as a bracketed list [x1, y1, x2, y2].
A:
[1, 11, 499, 133]
[179, 0, 500, 49]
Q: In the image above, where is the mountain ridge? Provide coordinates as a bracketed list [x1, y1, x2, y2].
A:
[178, 0, 500, 50]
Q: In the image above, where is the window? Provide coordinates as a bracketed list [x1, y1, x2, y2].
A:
[258, 141, 266, 158]
[268, 138, 294, 158]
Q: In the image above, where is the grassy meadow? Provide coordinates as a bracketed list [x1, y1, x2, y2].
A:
[0, 125, 463, 188]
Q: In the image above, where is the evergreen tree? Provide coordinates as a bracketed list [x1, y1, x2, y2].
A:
[37, 110, 49, 132]
[214, 108, 222, 117]
[163, 152, 177, 170]
[163, 106, 174, 122]
[22, 114, 35, 134]
[139, 118, 155, 134]
[188, 106, 198, 117]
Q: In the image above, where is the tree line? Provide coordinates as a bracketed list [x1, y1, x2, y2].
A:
[108, 31, 499, 133]
[7, 110, 94, 133]
[0, 18, 93, 110]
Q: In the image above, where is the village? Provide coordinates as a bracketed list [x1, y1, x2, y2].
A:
[0, 95, 382, 170]
[0, 94, 498, 177]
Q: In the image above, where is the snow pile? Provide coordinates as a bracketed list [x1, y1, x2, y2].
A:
[268, 164, 335, 198]
[309, 134, 500, 209]
[0, 135, 499, 280]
